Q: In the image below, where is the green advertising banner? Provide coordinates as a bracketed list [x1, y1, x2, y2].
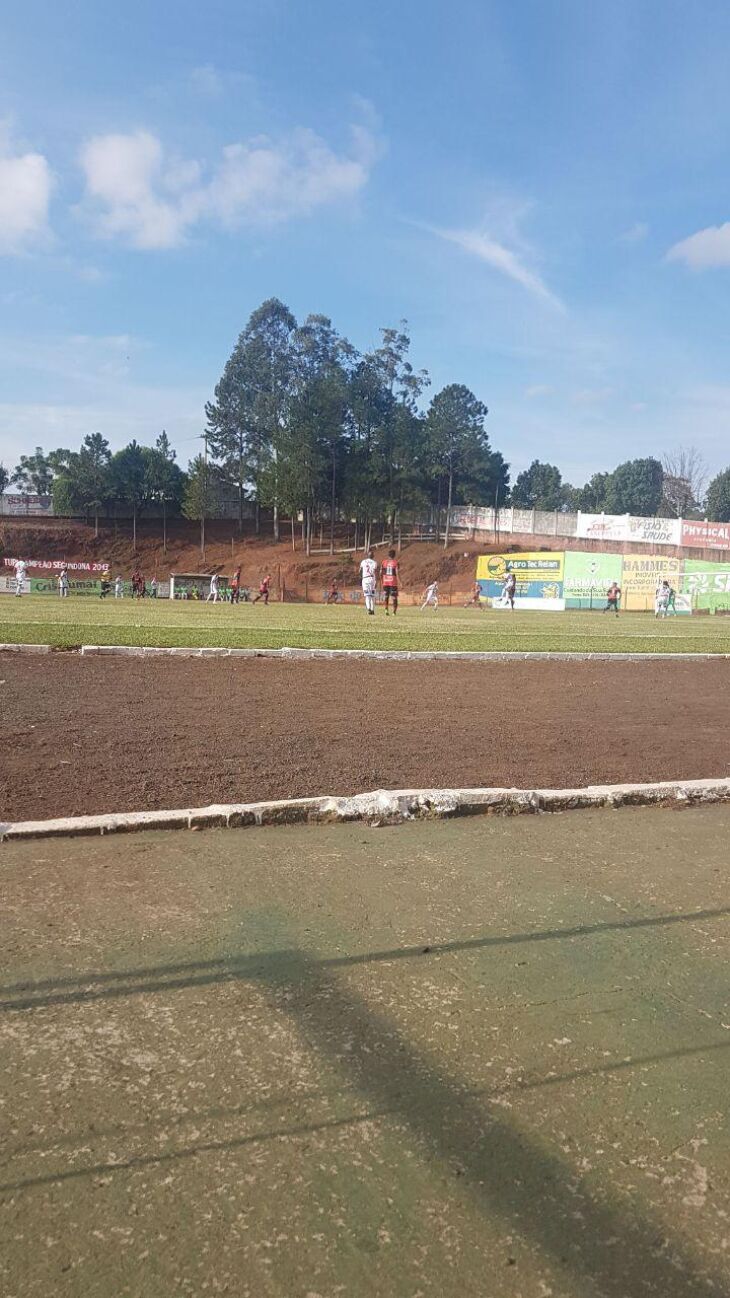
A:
[682, 559, 730, 611]
[563, 551, 623, 608]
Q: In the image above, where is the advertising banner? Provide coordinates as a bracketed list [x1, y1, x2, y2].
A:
[476, 552, 565, 610]
[577, 513, 629, 542]
[621, 555, 682, 610]
[680, 520, 730, 551]
[577, 513, 681, 546]
[627, 516, 681, 545]
[2, 556, 108, 573]
[563, 552, 623, 607]
[0, 494, 53, 517]
[682, 559, 730, 611]
[29, 576, 103, 596]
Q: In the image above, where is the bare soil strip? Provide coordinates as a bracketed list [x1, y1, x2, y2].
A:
[2, 653, 729, 822]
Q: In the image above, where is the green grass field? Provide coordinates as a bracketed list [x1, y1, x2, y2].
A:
[2, 593, 730, 652]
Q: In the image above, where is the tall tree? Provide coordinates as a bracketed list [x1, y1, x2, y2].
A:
[287, 314, 354, 553]
[58, 433, 112, 536]
[511, 460, 564, 511]
[705, 468, 730, 523]
[183, 453, 221, 559]
[345, 357, 393, 550]
[661, 446, 708, 517]
[109, 441, 149, 550]
[369, 322, 429, 536]
[144, 431, 185, 551]
[573, 472, 610, 512]
[208, 298, 297, 539]
[426, 384, 489, 547]
[604, 457, 664, 516]
[11, 446, 55, 495]
[0, 463, 9, 497]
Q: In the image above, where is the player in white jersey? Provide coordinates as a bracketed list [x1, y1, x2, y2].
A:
[420, 580, 439, 609]
[359, 549, 378, 615]
[207, 573, 220, 603]
[114, 575, 124, 598]
[58, 567, 70, 597]
[14, 559, 27, 596]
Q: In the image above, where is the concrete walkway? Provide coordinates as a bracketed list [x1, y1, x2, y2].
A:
[1, 806, 729, 1297]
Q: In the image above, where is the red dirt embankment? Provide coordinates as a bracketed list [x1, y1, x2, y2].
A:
[2, 654, 729, 821]
[0, 518, 489, 594]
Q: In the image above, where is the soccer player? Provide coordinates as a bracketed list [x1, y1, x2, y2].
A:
[325, 579, 340, 604]
[604, 581, 621, 616]
[99, 567, 112, 599]
[381, 549, 399, 615]
[14, 558, 26, 597]
[114, 575, 124, 599]
[420, 579, 439, 610]
[253, 573, 271, 604]
[58, 567, 69, 598]
[231, 566, 242, 604]
[359, 548, 378, 615]
[207, 573, 220, 603]
[655, 580, 670, 618]
[502, 572, 517, 610]
[150, 576, 158, 599]
[666, 583, 677, 615]
[463, 581, 481, 608]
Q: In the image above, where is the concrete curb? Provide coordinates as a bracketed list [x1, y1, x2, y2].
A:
[2, 642, 730, 662]
[2, 778, 729, 842]
[0, 642, 52, 654]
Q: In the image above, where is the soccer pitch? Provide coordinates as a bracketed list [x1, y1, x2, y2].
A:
[2, 595, 730, 653]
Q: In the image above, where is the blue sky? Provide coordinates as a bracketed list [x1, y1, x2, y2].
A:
[2, 0, 730, 487]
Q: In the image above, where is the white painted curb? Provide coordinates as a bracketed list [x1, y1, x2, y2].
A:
[1, 642, 730, 662]
[2, 779, 729, 842]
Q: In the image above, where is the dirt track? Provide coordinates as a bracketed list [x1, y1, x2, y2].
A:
[1, 653, 729, 821]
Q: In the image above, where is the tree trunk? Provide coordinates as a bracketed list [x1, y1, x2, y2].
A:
[354, 518, 359, 551]
[162, 500, 167, 554]
[291, 515, 295, 552]
[133, 506, 137, 552]
[238, 478, 244, 534]
[435, 476, 442, 543]
[255, 499, 260, 536]
[444, 467, 453, 548]
[305, 506, 312, 557]
[94, 508, 99, 539]
[329, 450, 336, 555]
[273, 501, 279, 543]
[201, 514, 205, 560]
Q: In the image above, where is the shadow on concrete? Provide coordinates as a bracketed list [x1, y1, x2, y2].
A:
[2, 941, 728, 1295]
[2, 903, 729, 1013]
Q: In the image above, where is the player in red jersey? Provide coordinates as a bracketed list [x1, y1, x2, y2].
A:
[381, 549, 399, 615]
[253, 573, 271, 604]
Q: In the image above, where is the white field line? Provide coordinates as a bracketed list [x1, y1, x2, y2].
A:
[2, 779, 730, 842]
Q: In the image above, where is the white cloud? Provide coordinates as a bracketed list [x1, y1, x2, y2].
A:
[78, 117, 381, 250]
[432, 225, 563, 309]
[570, 386, 613, 406]
[190, 64, 224, 97]
[667, 223, 730, 269]
[620, 221, 648, 244]
[525, 383, 553, 399]
[0, 131, 53, 254]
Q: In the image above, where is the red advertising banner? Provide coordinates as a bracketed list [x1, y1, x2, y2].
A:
[680, 521, 730, 551]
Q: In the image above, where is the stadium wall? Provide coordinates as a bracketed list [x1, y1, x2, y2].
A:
[477, 549, 730, 612]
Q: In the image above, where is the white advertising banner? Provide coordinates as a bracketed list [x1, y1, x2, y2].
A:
[577, 513, 681, 546]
